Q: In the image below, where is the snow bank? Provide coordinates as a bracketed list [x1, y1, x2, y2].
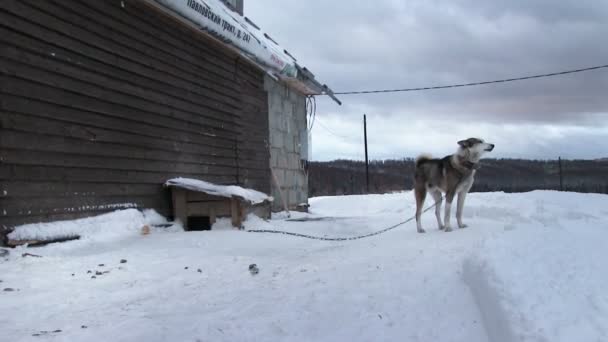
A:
[7, 209, 182, 244]
[212, 213, 274, 231]
[165, 177, 273, 204]
[463, 258, 519, 342]
[464, 224, 608, 342]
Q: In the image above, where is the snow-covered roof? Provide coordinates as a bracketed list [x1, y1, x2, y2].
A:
[152, 0, 341, 104]
[165, 178, 273, 204]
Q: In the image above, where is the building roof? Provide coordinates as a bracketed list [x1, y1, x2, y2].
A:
[148, 0, 341, 104]
[166, 178, 273, 204]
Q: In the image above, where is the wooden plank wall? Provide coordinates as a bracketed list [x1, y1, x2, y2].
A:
[0, 0, 270, 238]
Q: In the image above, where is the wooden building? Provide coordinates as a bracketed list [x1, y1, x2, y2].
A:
[0, 0, 338, 241]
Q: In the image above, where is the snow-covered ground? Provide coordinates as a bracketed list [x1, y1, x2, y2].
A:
[1, 191, 607, 342]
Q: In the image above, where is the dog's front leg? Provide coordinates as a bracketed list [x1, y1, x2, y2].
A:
[456, 192, 468, 228]
[415, 186, 427, 233]
[443, 191, 456, 232]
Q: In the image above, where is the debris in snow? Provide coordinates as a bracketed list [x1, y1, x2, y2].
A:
[4, 288, 15, 292]
[165, 178, 273, 205]
[120, 259, 127, 264]
[197, 269, 202, 273]
[7, 236, 80, 247]
[184, 267, 189, 270]
[98, 264, 105, 267]
[22, 253, 42, 258]
[95, 271, 103, 276]
[141, 225, 151, 235]
[81, 325, 87, 329]
[249, 264, 259, 275]
[91, 276, 96, 279]
[32, 330, 62, 337]
[71, 274, 75, 277]
[87, 270, 92, 274]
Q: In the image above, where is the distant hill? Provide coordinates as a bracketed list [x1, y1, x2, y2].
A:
[309, 158, 608, 197]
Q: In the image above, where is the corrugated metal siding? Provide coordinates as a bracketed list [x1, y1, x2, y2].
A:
[0, 0, 270, 237]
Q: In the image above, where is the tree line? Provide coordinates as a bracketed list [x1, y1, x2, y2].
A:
[308, 158, 608, 197]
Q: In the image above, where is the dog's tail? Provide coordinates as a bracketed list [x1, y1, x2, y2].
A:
[415, 154, 433, 167]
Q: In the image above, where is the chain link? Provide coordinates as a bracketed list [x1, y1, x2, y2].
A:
[247, 200, 440, 241]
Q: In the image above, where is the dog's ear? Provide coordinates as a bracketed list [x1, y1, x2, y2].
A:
[458, 140, 472, 148]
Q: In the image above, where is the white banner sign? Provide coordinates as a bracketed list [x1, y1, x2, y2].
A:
[156, 0, 297, 77]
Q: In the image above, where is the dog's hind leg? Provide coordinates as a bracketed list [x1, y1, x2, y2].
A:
[430, 190, 444, 230]
[414, 185, 427, 233]
[456, 192, 468, 228]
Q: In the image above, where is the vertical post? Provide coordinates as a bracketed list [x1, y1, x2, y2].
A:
[171, 188, 188, 230]
[230, 198, 243, 229]
[364, 114, 369, 193]
[558, 157, 563, 191]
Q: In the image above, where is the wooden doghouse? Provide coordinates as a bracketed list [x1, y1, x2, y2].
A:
[166, 178, 272, 230]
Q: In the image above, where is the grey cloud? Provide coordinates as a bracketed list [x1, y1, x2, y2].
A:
[455, 0, 608, 24]
[246, 0, 608, 159]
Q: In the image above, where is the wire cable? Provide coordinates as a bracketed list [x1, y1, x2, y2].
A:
[314, 119, 357, 141]
[306, 95, 317, 130]
[332, 64, 608, 95]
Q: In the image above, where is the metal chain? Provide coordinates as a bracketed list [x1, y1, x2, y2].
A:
[247, 199, 440, 241]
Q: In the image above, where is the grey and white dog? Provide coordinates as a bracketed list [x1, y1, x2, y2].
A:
[414, 138, 495, 233]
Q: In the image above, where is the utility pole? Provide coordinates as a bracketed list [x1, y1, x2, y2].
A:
[558, 157, 563, 191]
[364, 114, 369, 193]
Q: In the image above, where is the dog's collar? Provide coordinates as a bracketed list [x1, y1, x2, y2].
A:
[452, 156, 480, 172]
[462, 160, 481, 170]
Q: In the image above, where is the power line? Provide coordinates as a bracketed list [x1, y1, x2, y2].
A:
[331, 64, 608, 95]
[314, 118, 358, 141]
[314, 118, 366, 160]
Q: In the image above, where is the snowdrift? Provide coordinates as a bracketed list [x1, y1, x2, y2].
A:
[464, 224, 607, 342]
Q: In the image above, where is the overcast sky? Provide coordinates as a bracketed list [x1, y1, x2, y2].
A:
[245, 0, 608, 161]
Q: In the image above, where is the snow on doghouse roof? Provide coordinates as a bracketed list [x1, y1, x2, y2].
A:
[165, 178, 273, 204]
[152, 0, 341, 104]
